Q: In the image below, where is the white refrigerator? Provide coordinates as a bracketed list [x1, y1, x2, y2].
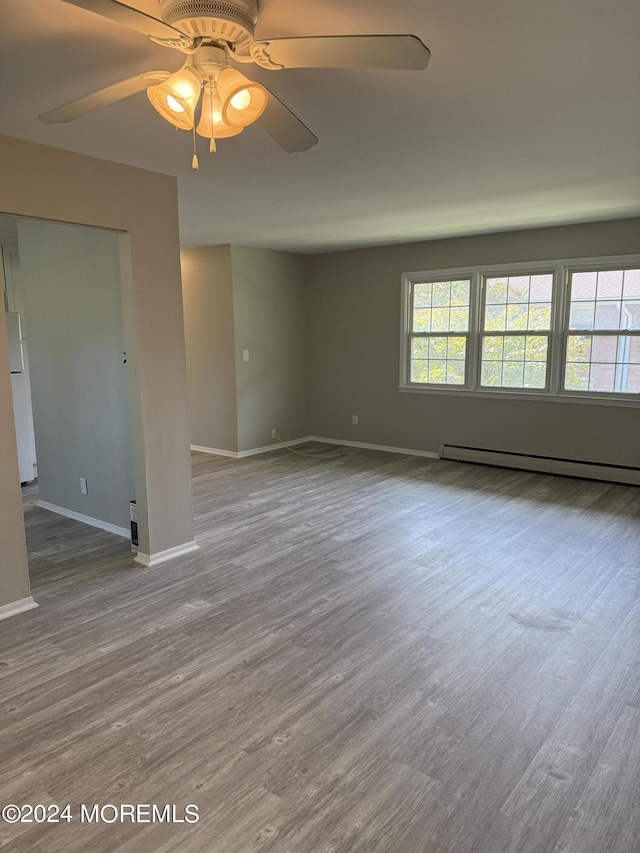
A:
[7, 311, 36, 484]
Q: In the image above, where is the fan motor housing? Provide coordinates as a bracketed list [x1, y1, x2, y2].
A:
[159, 0, 258, 50]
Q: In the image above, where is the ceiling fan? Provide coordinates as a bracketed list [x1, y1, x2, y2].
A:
[39, 0, 431, 163]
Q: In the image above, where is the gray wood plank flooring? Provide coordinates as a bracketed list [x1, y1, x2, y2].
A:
[1, 445, 639, 852]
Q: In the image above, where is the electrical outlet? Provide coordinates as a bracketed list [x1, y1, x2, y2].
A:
[80, 477, 88, 495]
[242, 349, 250, 362]
[271, 428, 277, 440]
[352, 415, 359, 426]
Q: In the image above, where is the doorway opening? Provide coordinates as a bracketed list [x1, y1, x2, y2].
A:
[1, 214, 138, 592]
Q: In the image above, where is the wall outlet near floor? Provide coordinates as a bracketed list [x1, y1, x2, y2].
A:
[80, 477, 88, 495]
[271, 428, 277, 440]
[352, 415, 359, 426]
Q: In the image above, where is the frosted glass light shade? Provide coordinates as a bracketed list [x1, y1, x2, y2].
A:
[217, 68, 268, 128]
[147, 67, 202, 130]
[196, 85, 243, 139]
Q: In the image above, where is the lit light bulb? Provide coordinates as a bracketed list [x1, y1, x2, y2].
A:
[167, 95, 185, 113]
[217, 69, 268, 129]
[230, 89, 251, 110]
[147, 66, 201, 130]
[196, 82, 243, 142]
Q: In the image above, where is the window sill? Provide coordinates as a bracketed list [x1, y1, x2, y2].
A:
[398, 385, 640, 408]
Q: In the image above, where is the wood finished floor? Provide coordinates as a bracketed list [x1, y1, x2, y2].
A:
[1, 445, 640, 852]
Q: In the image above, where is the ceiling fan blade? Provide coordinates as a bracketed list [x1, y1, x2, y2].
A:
[38, 71, 171, 123]
[256, 89, 318, 153]
[251, 34, 431, 71]
[59, 0, 186, 41]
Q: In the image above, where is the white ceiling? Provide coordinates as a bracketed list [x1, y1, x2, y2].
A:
[1, 0, 639, 253]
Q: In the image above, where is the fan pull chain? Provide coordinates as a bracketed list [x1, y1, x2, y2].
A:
[208, 75, 216, 155]
[191, 125, 199, 171]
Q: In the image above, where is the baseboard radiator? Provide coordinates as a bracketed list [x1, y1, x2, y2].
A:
[438, 444, 640, 486]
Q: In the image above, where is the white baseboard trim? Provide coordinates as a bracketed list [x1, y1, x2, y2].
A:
[0, 596, 39, 622]
[191, 437, 313, 459]
[37, 501, 130, 539]
[191, 444, 239, 458]
[134, 540, 199, 567]
[238, 437, 312, 458]
[193, 437, 439, 461]
[309, 437, 440, 459]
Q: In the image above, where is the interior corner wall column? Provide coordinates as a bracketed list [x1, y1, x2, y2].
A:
[180, 245, 311, 455]
[0, 134, 194, 579]
[181, 245, 239, 454]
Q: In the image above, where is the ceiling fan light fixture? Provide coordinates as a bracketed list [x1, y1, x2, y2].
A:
[217, 68, 268, 128]
[147, 66, 202, 130]
[196, 83, 244, 140]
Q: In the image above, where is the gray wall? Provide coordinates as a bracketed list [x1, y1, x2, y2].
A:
[18, 218, 135, 530]
[232, 246, 310, 452]
[309, 218, 640, 466]
[182, 245, 238, 452]
[181, 245, 310, 454]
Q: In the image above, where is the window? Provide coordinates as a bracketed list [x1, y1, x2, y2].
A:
[565, 268, 640, 394]
[401, 257, 640, 405]
[409, 279, 470, 385]
[481, 273, 552, 389]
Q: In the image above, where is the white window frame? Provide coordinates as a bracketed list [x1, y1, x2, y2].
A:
[478, 268, 556, 394]
[399, 254, 640, 408]
[561, 262, 640, 401]
[405, 276, 473, 388]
